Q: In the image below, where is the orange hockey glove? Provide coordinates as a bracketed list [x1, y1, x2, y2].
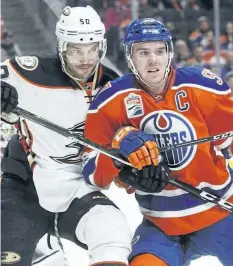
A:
[112, 126, 160, 170]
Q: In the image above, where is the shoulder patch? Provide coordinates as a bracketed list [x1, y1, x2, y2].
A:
[15, 56, 39, 71]
[124, 92, 144, 118]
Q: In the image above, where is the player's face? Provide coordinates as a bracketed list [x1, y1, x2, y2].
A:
[64, 43, 100, 81]
[131, 41, 169, 88]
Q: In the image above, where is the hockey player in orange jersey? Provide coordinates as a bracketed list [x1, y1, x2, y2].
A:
[82, 18, 233, 266]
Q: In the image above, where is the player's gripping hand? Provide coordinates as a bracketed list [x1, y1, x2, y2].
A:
[118, 164, 169, 193]
[1, 81, 18, 113]
[1, 81, 19, 124]
[112, 126, 161, 170]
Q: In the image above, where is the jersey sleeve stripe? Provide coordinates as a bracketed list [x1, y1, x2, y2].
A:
[218, 137, 233, 150]
[88, 154, 101, 186]
[138, 180, 233, 218]
[82, 152, 99, 186]
[82, 152, 119, 187]
[136, 173, 232, 212]
[171, 83, 231, 94]
[136, 170, 232, 197]
[221, 143, 233, 159]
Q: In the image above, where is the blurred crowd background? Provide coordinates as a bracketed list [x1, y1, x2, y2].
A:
[66, 0, 233, 86]
[1, 0, 233, 146]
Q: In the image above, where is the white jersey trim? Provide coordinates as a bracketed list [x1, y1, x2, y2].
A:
[89, 152, 100, 187]
[171, 83, 231, 95]
[217, 137, 233, 150]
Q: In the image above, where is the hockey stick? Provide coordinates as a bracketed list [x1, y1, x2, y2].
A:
[12, 107, 233, 154]
[13, 107, 233, 213]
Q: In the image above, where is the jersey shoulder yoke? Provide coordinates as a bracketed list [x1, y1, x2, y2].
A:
[9, 55, 72, 88]
[90, 73, 138, 111]
[173, 66, 229, 93]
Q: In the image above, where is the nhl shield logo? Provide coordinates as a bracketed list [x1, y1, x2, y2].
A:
[124, 93, 144, 118]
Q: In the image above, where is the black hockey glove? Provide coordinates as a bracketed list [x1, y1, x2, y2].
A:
[118, 163, 170, 193]
[1, 81, 18, 113]
[1, 134, 33, 181]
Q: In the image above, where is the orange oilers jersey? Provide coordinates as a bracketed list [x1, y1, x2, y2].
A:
[83, 66, 233, 235]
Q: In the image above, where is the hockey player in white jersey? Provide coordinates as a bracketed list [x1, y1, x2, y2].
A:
[0, 6, 131, 266]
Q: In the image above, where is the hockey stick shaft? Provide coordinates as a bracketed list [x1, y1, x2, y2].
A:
[14, 107, 233, 212]
[159, 131, 233, 153]
[14, 107, 233, 154]
[169, 178, 233, 212]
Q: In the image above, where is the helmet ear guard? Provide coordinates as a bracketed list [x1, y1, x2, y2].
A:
[98, 38, 107, 62]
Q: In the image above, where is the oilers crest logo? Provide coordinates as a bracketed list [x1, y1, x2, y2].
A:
[140, 110, 197, 170]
